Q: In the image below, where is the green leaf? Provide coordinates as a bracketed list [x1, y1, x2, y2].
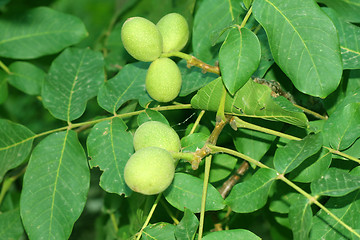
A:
[0, 71, 7, 104]
[288, 148, 332, 183]
[20, 130, 89, 240]
[269, 191, 301, 214]
[42, 47, 104, 122]
[253, 0, 342, 98]
[191, 77, 309, 128]
[311, 168, 360, 197]
[234, 118, 283, 168]
[192, 0, 244, 62]
[181, 133, 209, 153]
[274, 133, 323, 174]
[137, 109, 169, 126]
[311, 189, 360, 239]
[97, 62, 151, 114]
[0, 209, 23, 240]
[202, 229, 261, 240]
[142, 222, 176, 240]
[8, 61, 45, 95]
[225, 168, 277, 213]
[0, 119, 35, 182]
[253, 29, 274, 78]
[289, 196, 312, 240]
[318, 0, 360, 23]
[178, 59, 217, 97]
[323, 102, 360, 150]
[219, 27, 261, 94]
[163, 173, 225, 213]
[323, 8, 360, 69]
[201, 154, 238, 183]
[0, 7, 87, 59]
[175, 208, 199, 240]
[87, 118, 133, 197]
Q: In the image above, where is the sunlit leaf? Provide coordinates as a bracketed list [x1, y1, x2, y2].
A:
[0, 7, 87, 59]
[253, 0, 342, 98]
[219, 27, 261, 94]
[142, 222, 175, 240]
[191, 77, 309, 128]
[87, 118, 133, 197]
[163, 173, 225, 213]
[97, 62, 151, 114]
[8, 61, 45, 95]
[137, 109, 169, 126]
[225, 168, 277, 213]
[202, 229, 261, 240]
[20, 130, 89, 240]
[42, 47, 105, 122]
[289, 196, 312, 240]
[175, 208, 199, 240]
[0, 119, 34, 182]
[274, 133, 323, 174]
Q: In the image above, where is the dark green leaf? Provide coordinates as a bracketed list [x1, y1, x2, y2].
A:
[288, 148, 332, 183]
[97, 62, 151, 114]
[8, 61, 45, 95]
[202, 229, 261, 240]
[0, 7, 87, 59]
[311, 168, 360, 240]
[311, 168, 360, 197]
[42, 47, 105, 122]
[253, 0, 342, 98]
[178, 59, 217, 97]
[163, 173, 225, 213]
[201, 154, 238, 183]
[191, 78, 309, 128]
[181, 133, 209, 153]
[225, 168, 277, 213]
[323, 8, 360, 69]
[137, 109, 169, 126]
[87, 118, 133, 197]
[20, 130, 89, 240]
[253, 29, 274, 78]
[143, 222, 176, 240]
[175, 208, 199, 240]
[0, 119, 34, 182]
[269, 192, 301, 214]
[0, 71, 7, 104]
[289, 196, 312, 240]
[318, 0, 360, 23]
[274, 133, 323, 174]
[0, 208, 23, 240]
[323, 102, 360, 150]
[219, 27, 261, 94]
[192, 0, 244, 61]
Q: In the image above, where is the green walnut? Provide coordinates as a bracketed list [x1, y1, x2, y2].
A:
[133, 121, 181, 152]
[124, 147, 175, 195]
[156, 13, 189, 53]
[121, 17, 163, 62]
[145, 57, 182, 102]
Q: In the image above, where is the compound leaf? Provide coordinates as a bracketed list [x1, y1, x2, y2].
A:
[0, 7, 87, 59]
[20, 130, 89, 240]
[42, 47, 105, 122]
[253, 0, 342, 98]
[0, 119, 34, 182]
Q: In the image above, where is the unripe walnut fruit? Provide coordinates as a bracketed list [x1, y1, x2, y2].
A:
[145, 57, 182, 102]
[124, 147, 175, 195]
[156, 13, 189, 53]
[133, 121, 181, 152]
[121, 17, 163, 62]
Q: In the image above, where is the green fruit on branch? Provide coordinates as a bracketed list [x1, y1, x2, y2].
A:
[157, 13, 189, 53]
[124, 147, 175, 195]
[145, 57, 182, 102]
[133, 121, 181, 152]
[121, 17, 163, 62]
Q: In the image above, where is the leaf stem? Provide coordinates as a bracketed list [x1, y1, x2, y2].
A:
[278, 174, 360, 239]
[216, 84, 227, 122]
[239, 6, 253, 28]
[188, 56, 220, 75]
[293, 104, 328, 120]
[160, 51, 192, 60]
[189, 110, 206, 135]
[0, 60, 11, 74]
[324, 147, 360, 164]
[160, 198, 179, 225]
[135, 193, 162, 240]
[0, 167, 27, 206]
[198, 155, 212, 240]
